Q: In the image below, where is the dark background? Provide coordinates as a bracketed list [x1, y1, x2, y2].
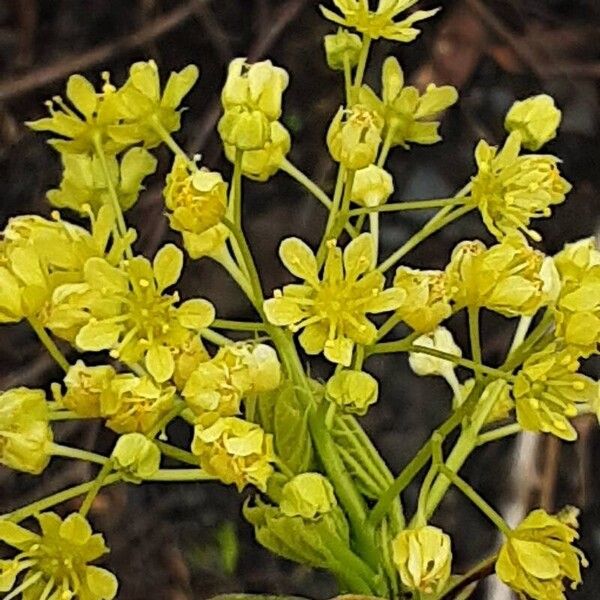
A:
[0, 1, 599, 598]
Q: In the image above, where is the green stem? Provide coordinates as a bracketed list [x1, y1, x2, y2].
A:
[477, 423, 521, 446]
[80, 460, 115, 516]
[438, 554, 498, 599]
[468, 307, 482, 381]
[352, 34, 372, 100]
[229, 148, 244, 227]
[378, 204, 475, 273]
[150, 115, 195, 168]
[317, 166, 346, 263]
[50, 443, 108, 465]
[348, 198, 466, 216]
[328, 169, 356, 243]
[343, 52, 353, 105]
[156, 440, 199, 466]
[377, 125, 394, 168]
[48, 410, 81, 421]
[212, 318, 266, 332]
[201, 328, 233, 346]
[148, 469, 216, 482]
[369, 212, 379, 268]
[28, 317, 69, 372]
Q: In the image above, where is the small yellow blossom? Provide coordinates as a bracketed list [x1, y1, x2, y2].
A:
[110, 60, 199, 149]
[327, 105, 384, 170]
[181, 223, 230, 261]
[164, 156, 227, 235]
[280, 473, 337, 519]
[505, 94, 561, 151]
[351, 164, 394, 207]
[360, 56, 457, 148]
[393, 266, 451, 333]
[513, 344, 597, 441]
[324, 28, 363, 71]
[192, 416, 275, 491]
[74, 244, 215, 382]
[0, 512, 117, 600]
[470, 132, 571, 241]
[0, 387, 52, 475]
[26, 71, 124, 154]
[224, 121, 291, 181]
[112, 433, 161, 483]
[48, 148, 157, 214]
[325, 369, 378, 415]
[446, 233, 546, 318]
[496, 508, 587, 600]
[321, 0, 440, 43]
[392, 525, 452, 594]
[264, 234, 405, 365]
[173, 333, 210, 389]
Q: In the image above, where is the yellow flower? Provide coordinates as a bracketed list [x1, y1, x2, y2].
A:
[173, 333, 210, 389]
[0, 387, 52, 475]
[360, 56, 457, 148]
[391, 525, 452, 594]
[325, 369, 378, 415]
[26, 71, 124, 154]
[48, 148, 157, 215]
[327, 105, 383, 170]
[513, 344, 597, 441]
[321, 0, 440, 42]
[74, 244, 215, 382]
[264, 234, 405, 365]
[446, 233, 546, 318]
[505, 94, 561, 151]
[191, 416, 274, 491]
[224, 121, 291, 181]
[112, 433, 161, 483]
[324, 28, 363, 71]
[470, 132, 571, 241]
[496, 508, 587, 600]
[351, 164, 394, 207]
[181, 223, 230, 261]
[164, 156, 227, 235]
[110, 60, 199, 149]
[393, 266, 451, 333]
[280, 473, 337, 520]
[553, 238, 600, 356]
[0, 512, 117, 600]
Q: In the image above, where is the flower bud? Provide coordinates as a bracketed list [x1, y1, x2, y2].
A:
[351, 164, 394, 207]
[112, 433, 161, 483]
[0, 387, 52, 474]
[409, 327, 461, 381]
[182, 223, 230, 261]
[280, 473, 337, 520]
[244, 344, 282, 393]
[327, 105, 383, 170]
[392, 526, 452, 595]
[505, 94, 561, 151]
[325, 369, 378, 415]
[324, 29, 363, 71]
[218, 107, 270, 151]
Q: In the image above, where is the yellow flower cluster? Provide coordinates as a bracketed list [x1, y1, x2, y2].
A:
[264, 234, 405, 365]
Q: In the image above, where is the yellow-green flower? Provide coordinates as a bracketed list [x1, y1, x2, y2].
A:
[264, 234, 405, 365]
[513, 344, 597, 441]
[325, 369, 378, 415]
[192, 416, 275, 491]
[74, 244, 215, 382]
[48, 147, 157, 215]
[112, 433, 161, 483]
[327, 105, 383, 170]
[351, 164, 394, 207]
[164, 156, 227, 236]
[470, 132, 571, 241]
[26, 72, 124, 155]
[280, 473, 337, 520]
[110, 60, 199, 149]
[0, 512, 117, 600]
[360, 56, 457, 148]
[0, 387, 52, 475]
[393, 266, 451, 333]
[496, 508, 587, 600]
[181, 223, 230, 261]
[324, 28, 363, 71]
[224, 121, 291, 181]
[391, 525, 452, 594]
[173, 333, 210, 389]
[321, 0, 440, 42]
[446, 233, 546, 318]
[505, 94, 561, 151]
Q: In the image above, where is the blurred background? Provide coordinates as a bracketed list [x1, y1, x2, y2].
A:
[0, 0, 599, 598]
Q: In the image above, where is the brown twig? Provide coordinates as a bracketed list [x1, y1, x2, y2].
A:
[539, 434, 561, 512]
[0, 0, 203, 101]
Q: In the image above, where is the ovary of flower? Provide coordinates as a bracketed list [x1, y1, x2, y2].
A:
[513, 344, 597, 441]
[351, 164, 394, 207]
[320, 0, 440, 43]
[0, 512, 117, 600]
[470, 132, 571, 242]
[191, 416, 275, 491]
[74, 244, 215, 382]
[496, 508, 587, 600]
[263, 234, 405, 366]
